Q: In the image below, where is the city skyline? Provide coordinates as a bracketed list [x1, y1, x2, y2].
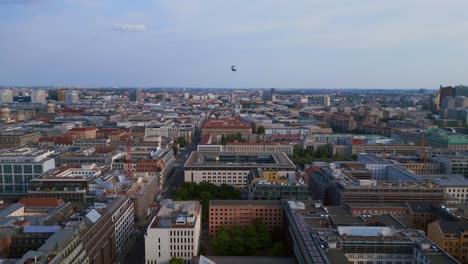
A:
[1, 1, 468, 88]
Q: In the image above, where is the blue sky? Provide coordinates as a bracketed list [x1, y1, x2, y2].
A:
[1, 0, 468, 88]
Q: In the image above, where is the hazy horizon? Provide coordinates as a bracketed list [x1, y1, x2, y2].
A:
[1, 1, 467, 88]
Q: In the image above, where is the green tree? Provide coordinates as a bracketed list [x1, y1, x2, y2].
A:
[211, 219, 283, 256]
[257, 126, 265, 134]
[169, 256, 184, 264]
[173, 182, 241, 218]
[175, 136, 187, 147]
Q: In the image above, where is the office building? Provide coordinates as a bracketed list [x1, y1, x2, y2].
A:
[439, 155, 468, 177]
[209, 200, 283, 237]
[28, 163, 107, 202]
[282, 200, 459, 264]
[0, 89, 13, 104]
[0, 131, 42, 149]
[66, 91, 79, 106]
[129, 88, 142, 102]
[0, 148, 55, 197]
[56, 146, 123, 166]
[198, 142, 294, 156]
[322, 95, 331, 107]
[58, 89, 68, 102]
[31, 89, 47, 104]
[246, 168, 313, 201]
[145, 200, 201, 264]
[184, 152, 296, 188]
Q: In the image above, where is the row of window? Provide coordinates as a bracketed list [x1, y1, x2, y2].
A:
[0, 175, 34, 184]
[202, 172, 244, 175]
[170, 237, 194, 244]
[0, 165, 43, 174]
[211, 208, 280, 212]
[170, 230, 194, 237]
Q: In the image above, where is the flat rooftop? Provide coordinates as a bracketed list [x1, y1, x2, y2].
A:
[210, 200, 282, 207]
[185, 151, 296, 169]
[150, 200, 201, 229]
[0, 147, 53, 158]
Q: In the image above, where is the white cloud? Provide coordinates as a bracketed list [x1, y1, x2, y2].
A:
[112, 23, 145, 32]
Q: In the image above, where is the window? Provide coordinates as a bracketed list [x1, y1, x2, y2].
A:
[13, 165, 22, 174]
[14, 175, 23, 184]
[3, 165, 12, 173]
[33, 165, 42, 174]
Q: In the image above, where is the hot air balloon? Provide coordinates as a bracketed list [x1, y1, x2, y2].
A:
[231, 65, 237, 72]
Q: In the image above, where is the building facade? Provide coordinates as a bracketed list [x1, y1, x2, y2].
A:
[0, 148, 55, 197]
[209, 200, 283, 237]
[145, 200, 201, 264]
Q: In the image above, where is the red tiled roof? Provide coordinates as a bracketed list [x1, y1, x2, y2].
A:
[95, 146, 118, 153]
[203, 119, 251, 129]
[18, 198, 65, 208]
[305, 166, 321, 175]
[351, 139, 365, 145]
[70, 127, 96, 131]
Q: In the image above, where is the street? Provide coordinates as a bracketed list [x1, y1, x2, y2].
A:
[123, 142, 196, 264]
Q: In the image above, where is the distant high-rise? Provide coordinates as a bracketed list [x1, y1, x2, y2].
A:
[66, 91, 78, 106]
[129, 88, 142, 102]
[439, 85, 468, 108]
[323, 95, 331, 107]
[262, 88, 276, 102]
[58, 89, 68, 102]
[48, 89, 59, 101]
[0, 89, 13, 104]
[31, 90, 47, 104]
[430, 93, 440, 113]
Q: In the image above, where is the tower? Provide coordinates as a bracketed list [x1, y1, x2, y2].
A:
[323, 96, 331, 107]
[31, 90, 47, 104]
[47, 102, 55, 113]
[0, 89, 13, 104]
[0, 106, 11, 120]
[66, 91, 78, 106]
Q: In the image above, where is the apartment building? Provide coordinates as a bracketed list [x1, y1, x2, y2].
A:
[428, 221, 468, 263]
[201, 119, 252, 144]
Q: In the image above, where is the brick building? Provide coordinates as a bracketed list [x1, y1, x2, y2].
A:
[209, 200, 283, 237]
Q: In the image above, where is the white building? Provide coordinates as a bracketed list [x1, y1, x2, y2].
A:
[358, 153, 393, 180]
[31, 89, 47, 104]
[184, 152, 297, 188]
[111, 197, 135, 262]
[0, 148, 55, 196]
[0, 89, 13, 104]
[323, 95, 331, 107]
[66, 91, 79, 106]
[145, 200, 201, 264]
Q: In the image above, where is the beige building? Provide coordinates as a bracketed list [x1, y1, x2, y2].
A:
[68, 127, 97, 139]
[0, 132, 42, 149]
[201, 119, 252, 144]
[428, 221, 468, 263]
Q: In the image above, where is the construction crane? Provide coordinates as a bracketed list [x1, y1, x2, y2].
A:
[126, 127, 134, 179]
[420, 128, 428, 174]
